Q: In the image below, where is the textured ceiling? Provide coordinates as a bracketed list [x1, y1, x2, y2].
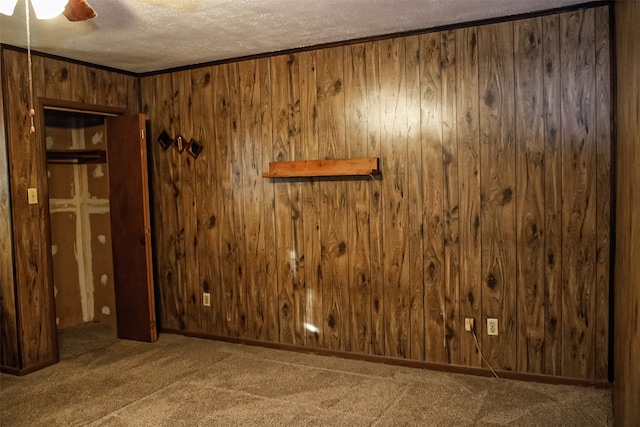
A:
[0, 0, 590, 74]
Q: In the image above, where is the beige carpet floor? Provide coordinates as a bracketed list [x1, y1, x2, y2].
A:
[0, 323, 613, 426]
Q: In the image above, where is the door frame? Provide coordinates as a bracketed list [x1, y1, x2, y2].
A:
[38, 98, 130, 360]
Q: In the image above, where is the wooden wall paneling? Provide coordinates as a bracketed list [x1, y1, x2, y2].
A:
[68, 63, 93, 104]
[419, 32, 446, 363]
[0, 49, 20, 369]
[44, 57, 72, 100]
[3, 50, 139, 371]
[34, 54, 56, 366]
[380, 38, 410, 358]
[101, 70, 121, 108]
[298, 50, 321, 347]
[614, 1, 640, 422]
[270, 54, 297, 344]
[190, 66, 221, 335]
[317, 46, 349, 351]
[365, 41, 384, 356]
[146, 73, 183, 331]
[514, 17, 545, 374]
[214, 63, 239, 337]
[542, 13, 563, 377]
[405, 35, 425, 361]
[127, 74, 140, 113]
[259, 57, 279, 343]
[456, 26, 482, 367]
[560, 8, 597, 379]
[92, 69, 109, 106]
[5, 50, 54, 367]
[106, 70, 124, 108]
[99, 68, 135, 108]
[16, 52, 53, 366]
[344, 43, 372, 355]
[478, 22, 517, 371]
[143, 74, 165, 329]
[440, 30, 460, 364]
[166, 71, 188, 332]
[177, 69, 201, 332]
[239, 59, 267, 340]
[33, 55, 56, 362]
[228, 63, 247, 338]
[286, 55, 306, 346]
[594, 5, 611, 382]
[135, 5, 611, 381]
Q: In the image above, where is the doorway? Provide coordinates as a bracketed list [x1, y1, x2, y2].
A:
[45, 108, 116, 332]
[40, 99, 158, 359]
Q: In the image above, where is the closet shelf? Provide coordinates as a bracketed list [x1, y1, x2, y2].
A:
[46, 149, 107, 165]
[263, 157, 380, 178]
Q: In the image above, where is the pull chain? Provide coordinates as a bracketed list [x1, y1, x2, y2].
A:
[25, 0, 36, 133]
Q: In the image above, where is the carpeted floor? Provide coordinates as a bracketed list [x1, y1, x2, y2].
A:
[0, 323, 613, 426]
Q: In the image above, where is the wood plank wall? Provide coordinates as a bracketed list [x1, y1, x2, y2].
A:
[614, 0, 640, 424]
[0, 48, 139, 370]
[0, 49, 20, 369]
[142, 5, 611, 380]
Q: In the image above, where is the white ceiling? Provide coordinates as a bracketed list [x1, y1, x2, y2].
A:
[0, 0, 590, 74]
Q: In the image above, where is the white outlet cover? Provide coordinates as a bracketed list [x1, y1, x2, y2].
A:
[28, 188, 38, 204]
[464, 318, 474, 332]
[487, 318, 499, 336]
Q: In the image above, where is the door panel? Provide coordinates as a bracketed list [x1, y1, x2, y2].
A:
[106, 114, 157, 342]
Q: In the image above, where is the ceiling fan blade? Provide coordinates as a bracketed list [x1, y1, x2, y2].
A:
[63, 0, 97, 22]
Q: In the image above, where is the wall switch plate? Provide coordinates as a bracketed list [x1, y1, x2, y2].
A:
[487, 318, 498, 336]
[28, 188, 38, 204]
[203, 292, 211, 307]
[464, 318, 475, 332]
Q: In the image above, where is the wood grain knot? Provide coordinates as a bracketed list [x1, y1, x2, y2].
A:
[545, 60, 553, 75]
[338, 242, 347, 256]
[487, 274, 497, 289]
[547, 252, 555, 267]
[427, 261, 437, 280]
[445, 324, 455, 340]
[484, 91, 495, 107]
[502, 187, 513, 204]
[327, 314, 336, 329]
[333, 79, 342, 94]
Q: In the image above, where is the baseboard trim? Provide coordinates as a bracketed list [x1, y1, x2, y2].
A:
[161, 328, 611, 389]
[0, 365, 20, 375]
[0, 358, 57, 376]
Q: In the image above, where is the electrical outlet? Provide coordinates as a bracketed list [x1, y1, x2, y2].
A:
[203, 292, 211, 307]
[28, 188, 38, 204]
[464, 317, 475, 332]
[487, 318, 498, 336]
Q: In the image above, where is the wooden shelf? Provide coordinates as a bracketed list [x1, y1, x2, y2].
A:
[263, 157, 380, 178]
[46, 149, 107, 165]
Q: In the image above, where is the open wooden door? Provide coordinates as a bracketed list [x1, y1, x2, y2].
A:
[106, 114, 157, 342]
